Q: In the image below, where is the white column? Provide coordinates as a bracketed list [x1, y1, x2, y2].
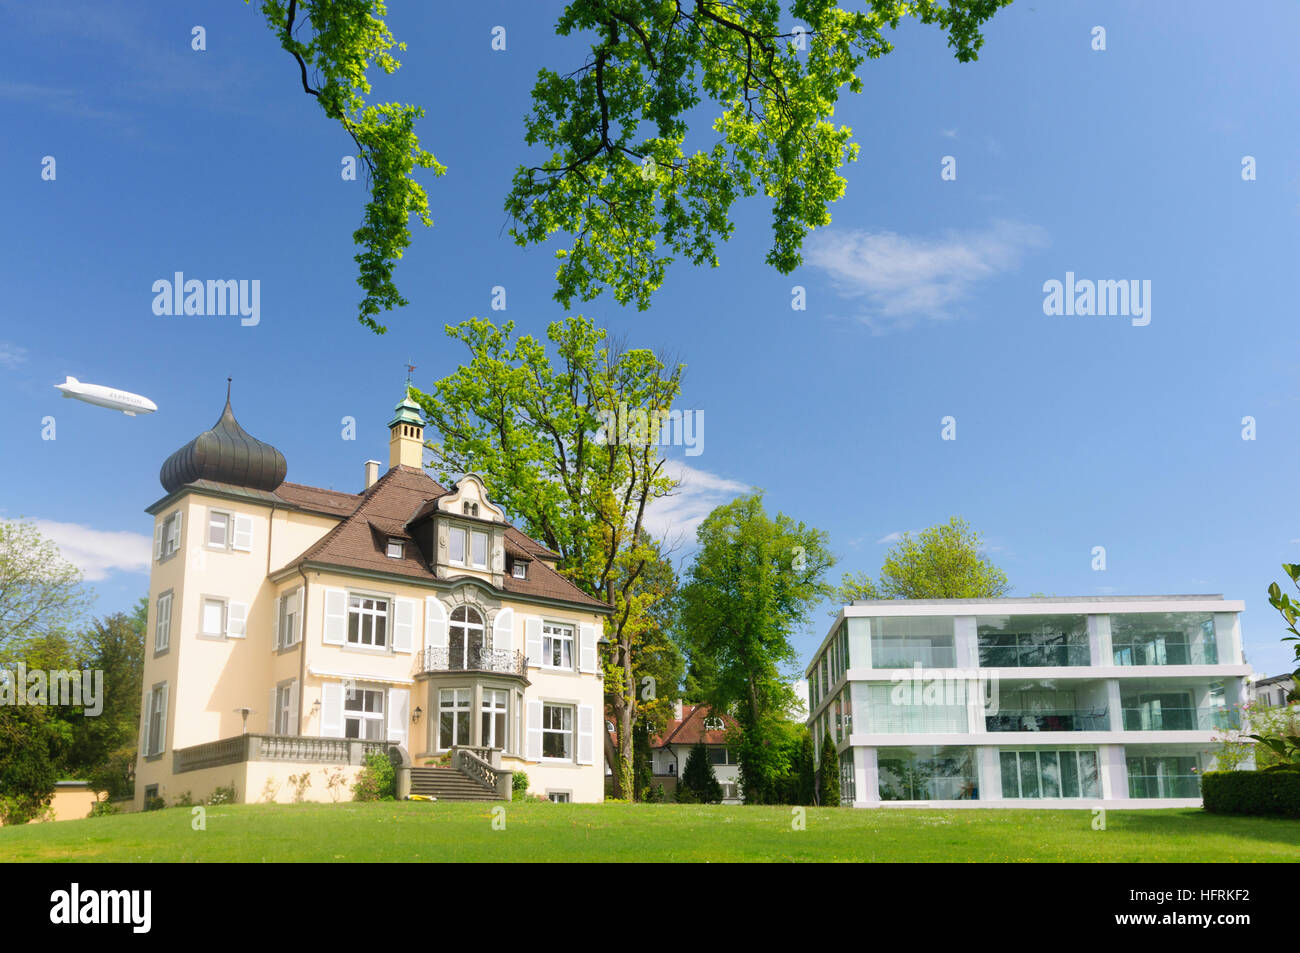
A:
[954, 616, 978, 668]
[1098, 744, 1127, 801]
[977, 746, 1001, 801]
[1106, 678, 1123, 731]
[859, 747, 879, 805]
[1089, 613, 1112, 666]
[1215, 613, 1243, 664]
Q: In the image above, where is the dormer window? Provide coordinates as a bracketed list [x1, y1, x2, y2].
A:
[448, 525, 489, 569]
[512, 561, 527, 579]
[463, 501, 479, 517]
[386, 538, 404, 559]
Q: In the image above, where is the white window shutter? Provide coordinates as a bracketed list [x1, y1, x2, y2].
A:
[227, 602, 248, 638]
[168, 511, 182, 552]
[272, 594, 282, 650]
[579, 623, 598, 673]
[268, 687, 278, 733]
[232, 513, 253, 552]
[393, 598, 415, 653]
[425, 597, 447, 649]
[493, 608, 515, 653]
[321, 682, 344, 737]
[158, 684, 169, 754]
[577, 704, 594, 765]
[153, 521, 164, 561]
[526, 700, 543, 760]
[388, 688, 409, 748]
[525, 616, 543, 668]
[288, 680, 300, 735]
[323, 589, 347, 645]
[292, 588, 304, 644]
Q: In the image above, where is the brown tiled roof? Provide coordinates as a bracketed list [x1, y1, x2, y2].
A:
[288, 465, 609, 612]
[651, 704, 736, 748]
[276, 482, 362, 517]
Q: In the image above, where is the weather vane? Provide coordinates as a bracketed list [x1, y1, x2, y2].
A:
[405, 360, 416, 389]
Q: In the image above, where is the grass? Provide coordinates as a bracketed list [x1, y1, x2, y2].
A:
[2, 802, 1299, 862]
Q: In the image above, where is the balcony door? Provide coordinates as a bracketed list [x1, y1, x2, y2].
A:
[449, 606, 487, 670]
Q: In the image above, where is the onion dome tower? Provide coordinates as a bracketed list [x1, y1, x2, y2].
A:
[159, 380, 287, 493]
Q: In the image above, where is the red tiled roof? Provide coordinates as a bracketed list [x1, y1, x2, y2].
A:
[287, 465, 609, 611]
[275, 482, 362, 517]
[651, 704, 736, 748]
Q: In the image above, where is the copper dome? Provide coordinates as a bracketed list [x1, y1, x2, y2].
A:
[160, 391, 286, 494]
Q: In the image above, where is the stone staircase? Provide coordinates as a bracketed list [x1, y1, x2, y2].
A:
[409, 765, 500, 801]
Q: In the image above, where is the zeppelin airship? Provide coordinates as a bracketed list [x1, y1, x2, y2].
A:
[55, 377, 157, 416]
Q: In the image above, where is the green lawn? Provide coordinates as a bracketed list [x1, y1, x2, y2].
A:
[1, 802, 1297, 862]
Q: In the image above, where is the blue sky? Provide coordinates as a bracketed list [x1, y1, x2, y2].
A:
[2, 0, 1298, 676]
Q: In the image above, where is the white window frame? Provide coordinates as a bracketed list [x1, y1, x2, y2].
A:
[448, 605, 487, 669]
[158, 511, 182, 561]
[481, 688, 509, 751]
[512, 561, 527, 579]
[470, 530, 488, 569]
[542, 622, 575, 671]
[546, 791, 572, 803]
[275, 681, 295, 735]
[343, 686, 386, 740]
[386, 538, 404, 559]
[438, 688, 472, 750]
[146, 683, 167, 756]
[541, 703, 574, 761]
[346, 593, 390, 650]
[449, 526, 467, 566]
[154, 590, 173, 654]
[206, 509, 232, 549]
[277, 587, 302, 649]
[201, 596, 228, 639]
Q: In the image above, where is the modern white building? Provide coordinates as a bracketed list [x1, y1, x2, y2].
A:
[807, 595, 1251, 808]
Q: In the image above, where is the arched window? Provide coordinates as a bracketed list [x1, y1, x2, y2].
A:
[449, 605, 486, 669]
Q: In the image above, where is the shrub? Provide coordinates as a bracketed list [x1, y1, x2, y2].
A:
[352, 751, 395, 801]
[817, 732, 841, 806]
[144, 795, 166, 812]
[206, 783, 237, 806]
[87, 799, 119, 818]
[642, 782, 665, 803]
[1202, 769, 1300, 817]
[511, 771, 529, 801]
[680, 742, 724, 803]
[172, 790, 195, 808]
[287, 772, 312, 802]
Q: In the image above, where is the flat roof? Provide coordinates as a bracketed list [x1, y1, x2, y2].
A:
[850, 594, 1225, 606]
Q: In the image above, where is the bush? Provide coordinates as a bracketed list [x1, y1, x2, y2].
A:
[680, 742, 724, 803]
[206, 783, 237, 806]
[1202, 769, 1300, 817]
[817, 732, 841, 806]
[172, 790, 195, 808]
[352, 751, 395, 801]
[511, 771, 529, 801]
[87, 799, 120, 818]
[144, 795, 166, 812]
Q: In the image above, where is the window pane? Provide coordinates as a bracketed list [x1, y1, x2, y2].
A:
[1019, 752, 1040, 798]
[1000, 752, 1020, 798]
[1079, 752, 1100, 797]
[203, 600, 224, 634]
[1039, 751, 1061, 798]
[450, 528, 465, 562]
[472, 532, 487, 567]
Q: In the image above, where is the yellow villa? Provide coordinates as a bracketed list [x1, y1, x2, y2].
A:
[134, 388, 610, 808]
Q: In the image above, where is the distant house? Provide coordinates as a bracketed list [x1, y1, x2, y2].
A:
[648, 702, 742, 803]
[1251, 673, 1295, 708]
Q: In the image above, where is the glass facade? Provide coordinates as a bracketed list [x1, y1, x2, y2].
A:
[1126, 754, 1201, 798]
[1111, 612, 1218, 666]
[1000, 749, 1101, 798]
[839, 748, 856, 804]
[986, 685, 1109, 732]
[865, 682, 967, 733]
[870, 616, 956, 668]
[978, 614, 1090, 667]
[878, 746, 978, 801]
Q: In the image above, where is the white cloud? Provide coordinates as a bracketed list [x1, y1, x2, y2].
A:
[0, 341, 27, 368]
[877, 531, 903, 544]
[31, 519, 151, 581]
[643, 461, 752, 545]
[804, 220, 1049, 332]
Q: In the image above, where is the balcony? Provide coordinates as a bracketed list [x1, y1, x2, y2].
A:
[1121, 707, 1239, 731]
[985, 707, 1110, 732]
[416, 646, 527, 677]
[174, 734, 394, 774]
[1112, 642, 1218, 666]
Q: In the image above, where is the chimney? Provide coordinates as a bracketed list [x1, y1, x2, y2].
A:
[364, 460, 381, 489]
[673, 699, 683, 720]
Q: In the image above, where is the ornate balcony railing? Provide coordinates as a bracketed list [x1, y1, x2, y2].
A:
[174, 733, 395, 774]
[416, 646, 527, 676]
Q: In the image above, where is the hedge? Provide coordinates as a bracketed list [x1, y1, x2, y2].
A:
[1201, 768, 1300, 818]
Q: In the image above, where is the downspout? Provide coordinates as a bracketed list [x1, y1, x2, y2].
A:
[297, 565, 310, 737]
